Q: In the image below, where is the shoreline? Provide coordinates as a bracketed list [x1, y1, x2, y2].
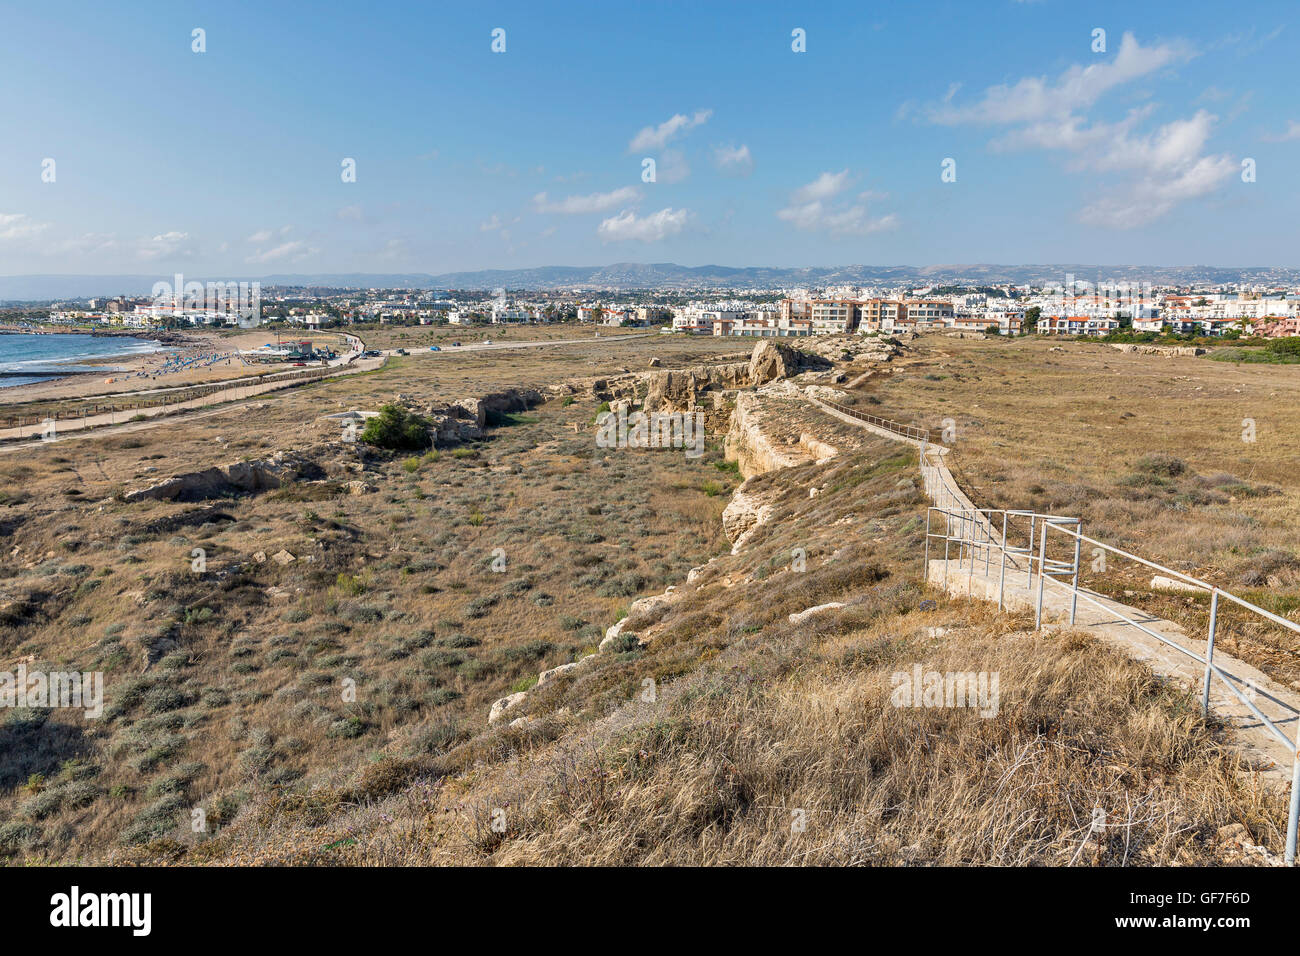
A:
[0, 328, 347, 404]
[0, 323, 197, 346]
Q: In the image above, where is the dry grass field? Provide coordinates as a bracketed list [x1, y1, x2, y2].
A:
[147, 430, 1282, 866]
[854, 336, 1300, 688]
[345, 322, 650, 351]
[0, 331, 1293, 865]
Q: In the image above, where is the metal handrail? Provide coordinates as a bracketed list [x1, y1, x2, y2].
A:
[818, 398, 930, 443]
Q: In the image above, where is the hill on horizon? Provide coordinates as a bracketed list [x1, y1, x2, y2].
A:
[3, 263, 1300, 301]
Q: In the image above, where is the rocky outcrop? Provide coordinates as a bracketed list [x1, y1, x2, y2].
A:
[488, 691, 527, 725]
[124, 449, 327, 503]
[424, 387, 543, 446]
[800, 433, 838, 463]
[643, 363, 749, 412]
[803, 384, 850, 404]
[800, 335, 901, 364]
[724, 393, 812, 479]
[747, 341, 802, 385]
[536, 660, 582, 687]
[721, 390, 840, 552]
[1110, 343, 1206, 357]
[721, 483, 778, 553]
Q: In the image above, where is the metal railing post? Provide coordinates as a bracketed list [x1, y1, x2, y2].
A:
[967, 509, 976, 595]
[1069, 525, 1082, 625]
[1035, 520, 1048, 630]
[943, 516, 950, 588]
[981, 513, 989, 569]
[1026, 514, 1035, 589]
[923, 508, 931, 580]
[998, 511, 1008, 611]
[1202, 589, 1219, 716]
[1289, 756, 1300, 866]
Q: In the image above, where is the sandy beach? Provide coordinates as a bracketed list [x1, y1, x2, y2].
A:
[0, 329, 347, 403]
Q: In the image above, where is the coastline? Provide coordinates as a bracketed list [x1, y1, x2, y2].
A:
[0, 323, 196, 346]
[0, 328, 342, 403]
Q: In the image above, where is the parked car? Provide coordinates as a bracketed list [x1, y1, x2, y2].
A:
[395, 348, 408, 355]
[429, 345, 441, 351]
[451, 341, 461, 347]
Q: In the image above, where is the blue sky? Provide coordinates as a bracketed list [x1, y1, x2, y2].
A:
[0, 0, 1296, 275]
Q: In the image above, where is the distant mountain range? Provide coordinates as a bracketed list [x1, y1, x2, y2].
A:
[3, 263, 1300, 301]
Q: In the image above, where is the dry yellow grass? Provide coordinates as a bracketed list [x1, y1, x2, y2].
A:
[860, 335, 1300, 685]
[111, 429, 1284, 867]
[1, 333, 1291, 865]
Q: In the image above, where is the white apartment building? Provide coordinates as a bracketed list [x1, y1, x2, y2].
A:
[672, 308, 746, 334]
[1036, 316, 1120, 336]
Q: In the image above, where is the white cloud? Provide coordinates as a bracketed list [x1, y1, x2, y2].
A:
[245, 240, 315, 264]
[930, 34, 1233, 227]
[533, 186, 641, 214]
[248, 226, 292, 243]
[712, 143, 753, 176]
[1263, 119, 1300, 142]
[1000, 109, 1237, 227]
[0, 213, 50, 241]
[479, 214, 503, 232]
[597, 207, 689, 241]
[792, 169, 851, 203]
[777, 172, 897, 236]
[1079, 153, 1238, 228]
[139, 231, 196, 260]
[628, 109, 712, 151]
[930, 33, 1193, 126]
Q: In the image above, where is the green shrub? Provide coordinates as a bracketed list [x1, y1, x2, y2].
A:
[359, 404, 432, 451]
[1133, 453, 1186, 478]
[1266, 337, 1300, 357]
[119, 794, 186, 845]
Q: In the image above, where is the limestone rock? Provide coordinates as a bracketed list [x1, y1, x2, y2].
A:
[747, 341, 801, 386]
[489, 691, 527, 725]
[598, 618, 627, 651]
[537, 661, 581, 687]
[1150, 575, 1205, 593]
[721, 482, 776, 553]
[789, 602, 846, 624]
